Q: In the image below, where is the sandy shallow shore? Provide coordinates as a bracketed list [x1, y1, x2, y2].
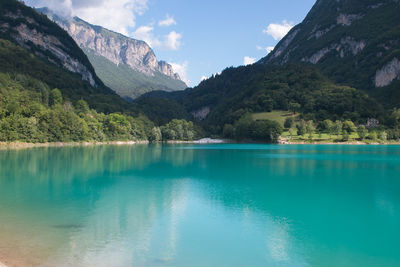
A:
[1, 139, 399, 150]
[167, 138, 228, 144]
[0, 140, 149, 150]
[0, 139, 229, 150]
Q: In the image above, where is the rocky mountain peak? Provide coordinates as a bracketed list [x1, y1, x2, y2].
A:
[39, 9, 184, 84]
[0, 4, 99, 87]
[260, 0, 400, 92]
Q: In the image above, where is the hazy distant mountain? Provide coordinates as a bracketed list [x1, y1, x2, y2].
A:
[260, 0, 400, 106]
[38, 8, 187, 100]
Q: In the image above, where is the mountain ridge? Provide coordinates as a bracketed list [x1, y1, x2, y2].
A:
[37, 8, 187, 99]
[259, 0, 400, 105]
[0, 1, 102, 88]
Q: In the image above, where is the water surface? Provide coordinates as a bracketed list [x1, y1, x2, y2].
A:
[0, 144, 399, 266]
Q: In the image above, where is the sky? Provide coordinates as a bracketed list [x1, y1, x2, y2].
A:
[25, 0, 316, 86]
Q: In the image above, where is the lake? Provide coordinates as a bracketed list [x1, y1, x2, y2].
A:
[0, 144, 399, 266]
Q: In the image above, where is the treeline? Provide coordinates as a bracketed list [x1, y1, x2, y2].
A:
[283, 116, 400, 142]
[135, 64, 385, 137]
[222, 114, 283, 142]
[0, 73, 200, 143]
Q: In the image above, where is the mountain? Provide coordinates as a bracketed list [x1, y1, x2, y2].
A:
[38, 8, 187, 100]
[260, 0, 400, 106]
[134, 64, 382, 129]
[0, 0, 132, 112]
[0, 0, 167, 143]
[133, 0, 400, 133]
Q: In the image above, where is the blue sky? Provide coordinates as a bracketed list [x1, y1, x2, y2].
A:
[26, 0, 316, 86]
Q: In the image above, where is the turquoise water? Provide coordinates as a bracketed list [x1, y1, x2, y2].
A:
[0, 144, 399, 266]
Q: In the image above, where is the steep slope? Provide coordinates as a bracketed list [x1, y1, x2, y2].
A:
[260, 0, 400, 106]
[134, 64, 382, 132]
[0, 0, 130, 112]
[38, 8, 187, 99]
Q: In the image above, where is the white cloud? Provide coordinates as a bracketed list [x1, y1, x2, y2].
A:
[132, 25, 161, 47]
[164, 31, 182, 50]
[257, 46, 275, 54]
[170, 62, 190, 85]
[158, 14, 176, 27]
[133, 26, 181, 50]
[26, 0, 148, 36]
[244, 56, 256, 66]
[263, 20, 294, 40]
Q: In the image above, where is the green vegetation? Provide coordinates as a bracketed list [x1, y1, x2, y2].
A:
[262, 0, 400, 107]
[0, 36, 128, 114]
[135, 64, 385, 141]
[252, 111, 298, 127]
[0, 73, 199, 143]
[281, 117, 400, 143]
[84, 48, 187, 100]
[223, 114, 283, 142]
[1, 0, 400, 145]
[0, 0, 98, 84]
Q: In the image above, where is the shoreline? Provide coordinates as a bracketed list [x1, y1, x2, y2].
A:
[0, 140, 149, 150]
[0, 138, 228, 150]
[279, 140, 400, 145]
[1, 139, 399, 150]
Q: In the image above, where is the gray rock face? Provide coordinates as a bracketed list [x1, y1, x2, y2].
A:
[375, 58, 400, 87]
[1, 11, 97, 86]
[302, 37, 366, 64]
[45, 12, 183, 82]
[192, 107, 210, 120]
[260, 0, 400, 89]
[336, 14, 362, 26]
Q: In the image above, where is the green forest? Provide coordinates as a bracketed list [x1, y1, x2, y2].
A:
[1, 0, 400, 145]
[0, 73, 200, 143]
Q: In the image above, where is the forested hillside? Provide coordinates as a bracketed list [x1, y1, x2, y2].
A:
[0, 0, 199, 143]
[261, 0, 400, 106]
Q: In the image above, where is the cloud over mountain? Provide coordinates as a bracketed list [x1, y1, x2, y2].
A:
[263, 20, 294, 40]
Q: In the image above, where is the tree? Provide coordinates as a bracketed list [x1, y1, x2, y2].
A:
[305, 120, 315, 139]
[296, 120, 306, 136]
[379, 131, 387, 142]
[284, 118, 295, 129]
[149, 127, 162, 142]
[49, 88, 62, 106]
[289, 102, 301, 114]
[75, 99, 89, 115]
[368, 131, 378, 141]
[289, 128, 296, 139]
[342, 130, 350, 141]
[320, 119, 334, 137]
[251, 120, 283, 142]
[223, 124, 235, 138]
[334, 120, 343, 136]
[357, 125, 367, 140]
[343, 120, 356, 133]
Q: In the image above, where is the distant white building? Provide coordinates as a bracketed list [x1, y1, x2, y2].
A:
[366, 118, 379, 128]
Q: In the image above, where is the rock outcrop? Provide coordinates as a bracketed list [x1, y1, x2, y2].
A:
[375, 58, 400, 87]
[41, 10, 182, 82]
[0, 7, 98, 86]
[260, 0, 400, 90]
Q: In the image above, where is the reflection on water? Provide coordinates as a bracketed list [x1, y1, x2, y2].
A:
[0, 144, 400, 266]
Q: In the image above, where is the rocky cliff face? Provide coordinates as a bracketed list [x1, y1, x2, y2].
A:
[42, 11, 182, 82]
[260, 0, 400, 91]
[0, 5, 98, 87]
